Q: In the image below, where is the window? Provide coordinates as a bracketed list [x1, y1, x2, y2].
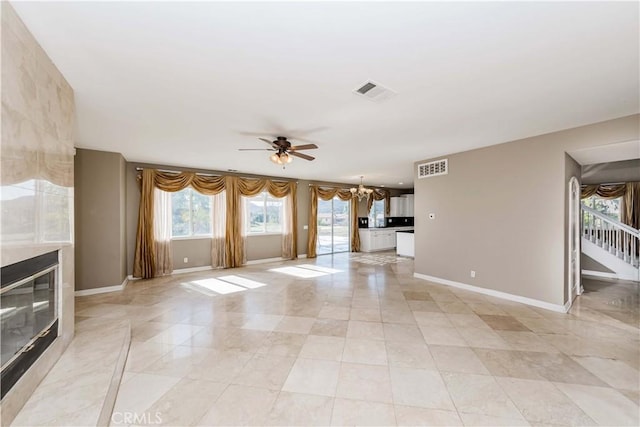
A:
[171, 188, 212, 238]
[583, 195, 622, 222]
[368, 199, 385, 228]
[245, 192, 283, 234]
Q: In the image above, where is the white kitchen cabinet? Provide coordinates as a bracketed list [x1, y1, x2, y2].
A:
[359, 229, 398, 252]
[403, 194, 414, 217]
[389, 197, 402, 217]
[390, 195, 414, 217]
[396, 231, 414, 257]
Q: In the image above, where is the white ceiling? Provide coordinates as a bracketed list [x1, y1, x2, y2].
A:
[11, 1, 639, 188]
[568, 139, 640, 166]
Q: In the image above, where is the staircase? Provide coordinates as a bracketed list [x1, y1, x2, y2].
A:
[581, 204, 639, 282]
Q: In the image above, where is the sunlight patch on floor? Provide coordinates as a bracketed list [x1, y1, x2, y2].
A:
[296, 264, 342, 274]
[218, 275, 266, 289]
[181, 275, 269, 296]
[269, 266, 328, 278]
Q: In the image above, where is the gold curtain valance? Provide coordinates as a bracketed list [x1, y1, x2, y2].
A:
[367, 189, 391, 215]
[133, 169, 297, 278]
[580, 183, 626, 199]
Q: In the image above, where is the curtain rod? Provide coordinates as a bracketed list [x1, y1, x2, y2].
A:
[308, 183, 387, 192]
[582, 182, 626, 186]
[135, 167, 296, 183]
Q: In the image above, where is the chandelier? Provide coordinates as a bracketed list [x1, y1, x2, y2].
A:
[350, 176, 374, 201]
[269, 151, 293, 165]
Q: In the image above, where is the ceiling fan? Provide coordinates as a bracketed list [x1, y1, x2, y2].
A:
[239, 136, 318, 165]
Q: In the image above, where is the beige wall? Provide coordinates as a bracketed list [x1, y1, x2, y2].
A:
[171, 238, 212, 268]
[582, 159, 640, 184]
[414, 114, 639, 307]
[75, 148, 127, 290]
[0, 3, 76, 424]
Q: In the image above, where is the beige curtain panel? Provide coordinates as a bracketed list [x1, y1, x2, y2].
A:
[306, 185, 361, 258]
[623, 182, 640, 230]
[153, 188, 173, 276]
[133, 169, 297, 278]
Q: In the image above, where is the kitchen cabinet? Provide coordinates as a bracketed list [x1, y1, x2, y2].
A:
[359, 229, 396, 252]
[389, 195, 414, 217]
[359, 227, 413, 252]
[389, 197, 402, 217]
[396, 231, 414, 257]
[403, 194, 414, 217]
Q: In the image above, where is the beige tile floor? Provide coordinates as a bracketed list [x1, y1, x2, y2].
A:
[70, 254, 638, 426]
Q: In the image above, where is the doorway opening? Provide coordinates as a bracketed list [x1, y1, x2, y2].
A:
[317, 197, 350, 255]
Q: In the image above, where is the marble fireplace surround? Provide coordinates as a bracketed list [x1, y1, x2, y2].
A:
[10, 320, 132, 427]
[0, 2, 76, 424]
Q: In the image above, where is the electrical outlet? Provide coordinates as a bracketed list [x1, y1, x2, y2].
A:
[303, 225, 308, 230]
[470, 270, 476, 278]
[183, 257, 188, 263]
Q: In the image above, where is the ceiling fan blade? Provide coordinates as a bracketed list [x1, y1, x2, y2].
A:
[238, 148, 275, 151]
[290, 144, 318, 151]
[259, 137, 279, 148]
[289, 151, 315, 161]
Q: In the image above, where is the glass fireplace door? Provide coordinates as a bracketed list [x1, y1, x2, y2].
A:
[1, 267, 57, 367]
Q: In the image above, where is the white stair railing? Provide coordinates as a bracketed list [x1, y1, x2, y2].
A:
[582, 204, 639, 268]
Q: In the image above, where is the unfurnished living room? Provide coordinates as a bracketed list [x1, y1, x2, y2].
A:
[1, 1, 639, 426]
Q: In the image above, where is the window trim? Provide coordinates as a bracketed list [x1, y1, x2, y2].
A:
[170, 188, 213, 239]
[583, 194, 622, 222]
[368, 198, 385, 228]
[245, 192, 284, 235]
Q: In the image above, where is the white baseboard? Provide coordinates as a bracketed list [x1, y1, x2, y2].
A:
[172, 265, 214, 274]
[246, 257, 285, 265]
[581, 269, 618, 280]
[75, 277, 128, 297]
[246, 255, 305, 265]
[413, 273, 569, 313]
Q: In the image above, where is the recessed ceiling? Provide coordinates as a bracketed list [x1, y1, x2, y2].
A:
[11, 1, 639, 188]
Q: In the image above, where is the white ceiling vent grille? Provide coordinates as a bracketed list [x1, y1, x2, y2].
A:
[418, 159, 448, 179]
[354, 81, 396, 102]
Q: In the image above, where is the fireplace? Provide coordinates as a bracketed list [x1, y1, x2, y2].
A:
[1, 251, 59, 399]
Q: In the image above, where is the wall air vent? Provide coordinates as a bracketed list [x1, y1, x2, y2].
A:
[353, 80, 396, 102]
[418, 159, 448, 179]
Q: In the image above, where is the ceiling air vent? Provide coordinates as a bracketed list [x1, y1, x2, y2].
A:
[418, 159, 448, 179]
[354, 80, 396, 102]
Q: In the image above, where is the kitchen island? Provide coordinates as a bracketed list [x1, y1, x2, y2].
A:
[359, 227, 414, 252]
[396, 230, 414, 257]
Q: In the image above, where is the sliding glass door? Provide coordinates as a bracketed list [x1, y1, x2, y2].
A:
[317, 197, 350, 255]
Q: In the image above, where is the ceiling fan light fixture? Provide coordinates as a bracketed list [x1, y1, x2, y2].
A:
[269, 151, 293, 165]
[281, 152, 293, 164]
